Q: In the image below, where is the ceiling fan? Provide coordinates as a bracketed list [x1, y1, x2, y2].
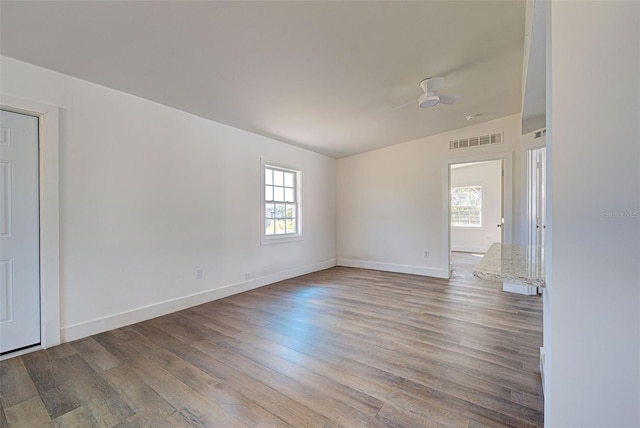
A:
[396, 77, 459, 110]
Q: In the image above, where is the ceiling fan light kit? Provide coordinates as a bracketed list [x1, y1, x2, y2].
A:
[419, 94, 440, 108]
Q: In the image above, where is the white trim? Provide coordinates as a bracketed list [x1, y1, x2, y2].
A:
[0, 94, 61, 350]
[443, 152, 513, 280]
[521, 135, 546, 247]
[61, 258, 336, 342]
[337, 258, 448, 279]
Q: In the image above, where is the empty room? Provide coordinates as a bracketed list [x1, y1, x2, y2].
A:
[0, 1, 638, 427]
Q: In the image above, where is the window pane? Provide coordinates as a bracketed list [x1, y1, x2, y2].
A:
[284, 187, 295, 202]
[273, 170, 284, 186]
[451, 186, 482, 227]
[263, 164, 302, 240]
[286, 204, 296, 218]
[265, 203, 275, 219]
[284, 172, 295, 187]
[265, 219, 275, 235]
[274, 186, 284, 201]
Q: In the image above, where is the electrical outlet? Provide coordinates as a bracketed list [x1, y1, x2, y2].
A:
[245, 272, 253, 280]
[424, 251, 430, 258]
[195, 268, 203, 280]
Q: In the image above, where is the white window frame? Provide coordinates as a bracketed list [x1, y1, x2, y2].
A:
[261, 159, 303, 245]
[451, 184, 483, 228]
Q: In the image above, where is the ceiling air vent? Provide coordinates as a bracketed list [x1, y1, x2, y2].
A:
[534, 129, 547, 139]
[449, 132, 503, 150]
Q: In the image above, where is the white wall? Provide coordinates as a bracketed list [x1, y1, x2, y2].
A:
[546, 1, 640, 426]
[337, 114, 527, 278]
[451, 160, 502, 253]
[1, 56, 337, 342]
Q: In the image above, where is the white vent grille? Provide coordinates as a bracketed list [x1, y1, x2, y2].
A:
[449, 132, 503, 150]
[534, 129, 546, 139]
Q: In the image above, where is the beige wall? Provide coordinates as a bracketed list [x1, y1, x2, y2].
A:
[337, 114, 528, 278]
[1, 56, 337, 342]
[545, 1, 640, 425]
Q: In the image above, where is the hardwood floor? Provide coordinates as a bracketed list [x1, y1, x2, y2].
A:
[0, 256, 543, 427]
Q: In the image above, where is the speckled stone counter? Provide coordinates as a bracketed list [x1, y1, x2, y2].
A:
[473, 243, 545, 288]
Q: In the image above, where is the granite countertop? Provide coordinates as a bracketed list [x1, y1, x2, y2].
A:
[473, 243, 545, 287]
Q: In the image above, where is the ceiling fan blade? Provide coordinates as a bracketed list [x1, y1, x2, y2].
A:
[393, 98, 418, 111]
[439, 95, 459, 105]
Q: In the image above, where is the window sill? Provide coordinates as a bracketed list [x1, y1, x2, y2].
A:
[261, 234, 304, 245]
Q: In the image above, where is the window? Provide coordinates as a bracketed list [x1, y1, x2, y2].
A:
[263, 163, 302, 243]
[451, 185, 482, 227]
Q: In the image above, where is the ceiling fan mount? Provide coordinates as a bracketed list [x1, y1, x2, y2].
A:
[396, 77, 459, 110]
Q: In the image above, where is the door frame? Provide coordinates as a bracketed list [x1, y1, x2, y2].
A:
[442, 152, 513, 278]
[1, 94, 60, 357]
[521, 136, 546, 247]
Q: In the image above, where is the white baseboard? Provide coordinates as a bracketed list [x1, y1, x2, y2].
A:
[61, 259, 336, 343]
[337, 258, 448, 279]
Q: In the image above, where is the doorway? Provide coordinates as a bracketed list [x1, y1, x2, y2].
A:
[443, 153, 512, 277]
[450, 160, 503, 253]
[0, 109, 41, 354]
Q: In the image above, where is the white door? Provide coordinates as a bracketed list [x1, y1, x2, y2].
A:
[0, 110, 40, 354]
[527, 146, 546, 248]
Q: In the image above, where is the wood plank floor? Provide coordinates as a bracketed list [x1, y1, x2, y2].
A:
[0, 254, 543, 427]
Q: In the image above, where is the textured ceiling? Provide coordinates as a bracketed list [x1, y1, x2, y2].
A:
[0, 1, 526, 158]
